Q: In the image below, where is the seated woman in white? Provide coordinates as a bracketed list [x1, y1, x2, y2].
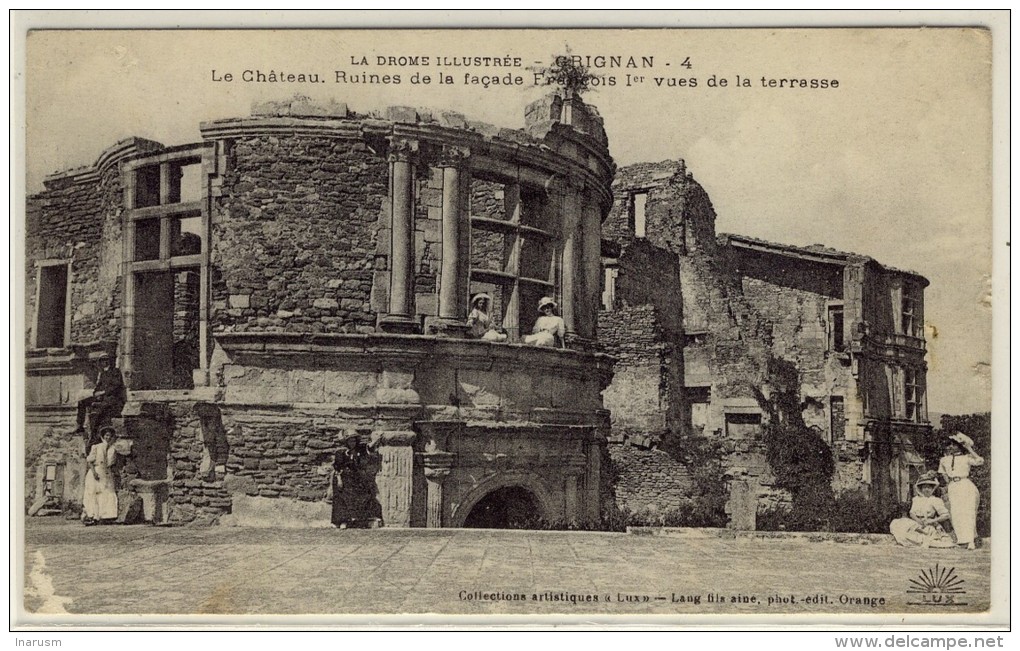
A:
[889, 471, 955, 548]
[466, 293, 507, 342]
[524, 297, 565, 348]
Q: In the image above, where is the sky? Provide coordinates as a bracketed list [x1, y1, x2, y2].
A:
[22, 27, 995, 415]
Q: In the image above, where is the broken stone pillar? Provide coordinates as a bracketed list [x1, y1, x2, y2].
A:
[373, 430, 417, 527]
[423, 451, 455, 528]
[726, 477, 757, 531]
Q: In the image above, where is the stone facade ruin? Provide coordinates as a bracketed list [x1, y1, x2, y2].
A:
[26, 93, 614, 527]
[25, 96, 932, 529]
[601, 160, 932, 518]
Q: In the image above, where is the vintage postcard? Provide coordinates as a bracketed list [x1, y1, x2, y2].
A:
[12, 13, 1008, 630]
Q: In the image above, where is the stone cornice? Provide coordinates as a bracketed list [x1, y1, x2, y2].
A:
[41, 138, 166, 191]
[214, 332, 615, 385]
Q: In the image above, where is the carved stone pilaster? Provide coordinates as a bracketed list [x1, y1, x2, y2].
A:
[371, 429, 417, 527]
[423, 451, 456, 528]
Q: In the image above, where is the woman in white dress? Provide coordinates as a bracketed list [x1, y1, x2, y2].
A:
[938, 432, 984, 549]
[889, 471, 955, 548]
[466, 293, 507, 342]
[524, 297, 565, 348]
[82, 426, 119, 525]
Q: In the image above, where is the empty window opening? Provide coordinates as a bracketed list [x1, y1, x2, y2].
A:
[687, 387, 711, 434]
[830, 396, 846, 441]
[35, 264, 69, 348]
[132, 267, 200, 390]
[632, 192, 648, 238]
[519, 188, 548, 229]
[724, 411, 761, 438]
[828, 305, 845, 352]
[134, 165, 161, 208]
[902, 290, 918, 338]
[171, 215, 203, 257]
[904, 368, 922, 422]
[602, 265, 619, 311]
[519, 236, 553, 283]
[176, 161, 204, 204]
[134, 219, 161, 261]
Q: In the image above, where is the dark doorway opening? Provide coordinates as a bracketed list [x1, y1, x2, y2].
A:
[462, 486, 542, 529]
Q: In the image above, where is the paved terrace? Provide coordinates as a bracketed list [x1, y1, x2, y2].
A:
[22, 519, 991, 619]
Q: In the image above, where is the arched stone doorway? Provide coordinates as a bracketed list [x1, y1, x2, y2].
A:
[461, 486, 544, 529]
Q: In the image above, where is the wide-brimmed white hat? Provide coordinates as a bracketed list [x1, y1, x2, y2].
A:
[471, 293, 493, 307]
[914, 470, 940, 489]
[538, 296, 557, 311]
[949, 432, 974, 449]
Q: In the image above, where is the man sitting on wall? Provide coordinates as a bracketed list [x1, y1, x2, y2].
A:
[74, 356, 127, 455]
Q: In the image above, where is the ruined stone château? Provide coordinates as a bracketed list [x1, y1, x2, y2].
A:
[25, 95, 931, 527]
[601, 161, 931, 518]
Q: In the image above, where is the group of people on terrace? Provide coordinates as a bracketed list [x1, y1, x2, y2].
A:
[466, 293, 566, 348]
[890, 432, 985, 550]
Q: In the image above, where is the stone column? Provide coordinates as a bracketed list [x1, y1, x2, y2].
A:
[423, 451, 456, 528]
[559, 187, 582, 339]
[579, 194, 603, 341]
[431, 147, 471, 337]
[380, 139, 418, 333]
[372, 429, 417, 527]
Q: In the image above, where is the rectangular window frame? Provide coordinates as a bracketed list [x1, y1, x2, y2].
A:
[32, 260, 72, 349]
[904, 367, 923, 422]
[468, 173, 554, 343]
[827, 301, 846, 353]
[902, 285, 919, 338]
[601, 261, 619, 311]
[632, 191, 649, 238]
[122, 146, 213, 390]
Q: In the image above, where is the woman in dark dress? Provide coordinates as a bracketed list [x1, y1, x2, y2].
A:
[330, 438, 379, 528]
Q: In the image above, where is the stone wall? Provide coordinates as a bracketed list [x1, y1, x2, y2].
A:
[607, 445, 693, 514]
[212, 135, 386, 334]
[26, 163, 125, 348]
[25, 421, 87, 512]
[599, 305, 668, 437]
